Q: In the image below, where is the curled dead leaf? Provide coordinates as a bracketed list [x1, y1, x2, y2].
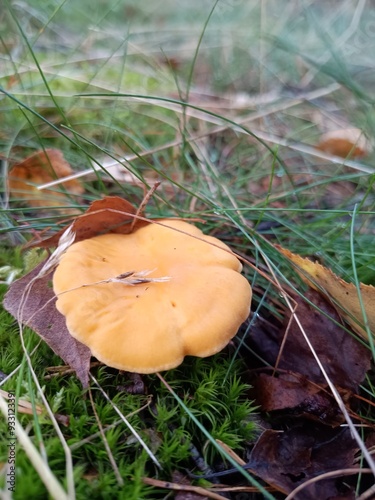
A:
[249, 288, 371, 425]
[254, 372, 347, 425]
[316, 128, 371, 158]
[250, 289, 371, 392]
[8, 149, 84, 212]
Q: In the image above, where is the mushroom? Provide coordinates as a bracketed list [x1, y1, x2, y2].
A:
[53, 220, 252, 373]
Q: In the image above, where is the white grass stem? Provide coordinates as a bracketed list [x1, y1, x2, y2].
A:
[90, 374, 161, 469]
[13, 227, 77, 499]
[0, 393, 68, 500]
[88, 388, 124, 487]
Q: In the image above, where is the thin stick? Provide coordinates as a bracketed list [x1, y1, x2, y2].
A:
[142, 476, 231, 500]
[129, 181, 161, 232]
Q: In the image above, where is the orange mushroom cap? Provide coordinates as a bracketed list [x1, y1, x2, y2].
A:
[53, 220, 252, 373]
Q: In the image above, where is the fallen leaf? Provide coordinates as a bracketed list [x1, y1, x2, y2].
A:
[27, 196, 150, 249]
[8, 149, 84, 211]
[249, 289, 371, 424]
[248, 425, 357, 499]
[277, 246, 375, 340]
[316, 128, 371, 158]
[251, 289, 371, 392]
[254, 373, 345, 425]
[3, 261, 91, 387]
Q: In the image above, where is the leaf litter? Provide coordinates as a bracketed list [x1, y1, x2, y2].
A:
[3, 260, 92, 387]
[316, 128, 371, 159]
[252, 288, 371, 399]
[278, 246, 375, 340]
[248, 425, 359, 499]
[244, 263, 374, 498]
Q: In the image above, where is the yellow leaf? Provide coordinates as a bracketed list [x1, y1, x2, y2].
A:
[277, 246, 375, 340]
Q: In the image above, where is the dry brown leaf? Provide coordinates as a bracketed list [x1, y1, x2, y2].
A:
[316, 128, 371, 158]
[254, 373, 340, 418]
[26, 196, 150, 249]
[277, 246, 375, 340]
[249, 288, 371, 425]
[8, 149, 84, 211]
[3, 261, 91, 387]
[251, 289, 371, 392]
[248, 426, 358, 499]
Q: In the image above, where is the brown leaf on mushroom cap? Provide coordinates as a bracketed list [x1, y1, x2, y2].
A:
[3, 261, 91, 387]
[27, 196, 150, 249]
[8, 149, 84, 211]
